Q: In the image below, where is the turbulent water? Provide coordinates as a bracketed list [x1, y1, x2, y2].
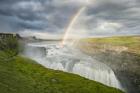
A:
[24, 42, 123, 90]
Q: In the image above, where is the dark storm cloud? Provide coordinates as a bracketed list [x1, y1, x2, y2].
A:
[0, 0, 80, 33]
[0, 0, 44, 32]
[85, 0, 140, 35]
[0, 0, 140, 36]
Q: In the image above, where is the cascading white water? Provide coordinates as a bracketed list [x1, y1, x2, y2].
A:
[24, 42, 124, 91]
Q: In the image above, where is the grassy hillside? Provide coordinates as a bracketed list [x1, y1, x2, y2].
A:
[78, 35, 140, 93]
[0, 55, 124, 93]
[80, 36, 140, 55]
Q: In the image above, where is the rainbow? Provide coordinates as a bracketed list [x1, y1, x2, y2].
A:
[61, 6, 86, 46]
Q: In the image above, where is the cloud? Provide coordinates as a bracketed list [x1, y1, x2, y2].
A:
[92, 22, 123, 35]
[0, 0, 140, 38]
[15, 1, 44, 11]
[19, 30, 62, 39]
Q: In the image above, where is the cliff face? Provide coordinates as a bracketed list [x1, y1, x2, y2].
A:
[78, 36, 140, 93]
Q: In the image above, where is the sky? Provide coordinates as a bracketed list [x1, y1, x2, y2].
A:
[0, 0, 140, 39]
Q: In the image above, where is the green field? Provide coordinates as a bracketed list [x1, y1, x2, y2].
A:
[0, 55, 124, 93]
[80, 36, 140, 55]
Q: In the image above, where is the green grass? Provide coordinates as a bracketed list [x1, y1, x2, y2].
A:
[81, 36, 140, 55]
[0, 55, 124, 93]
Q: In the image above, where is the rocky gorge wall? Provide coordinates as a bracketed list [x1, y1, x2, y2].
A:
[77, 40, 140, 93]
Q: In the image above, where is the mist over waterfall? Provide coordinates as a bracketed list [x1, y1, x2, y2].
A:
[23, 41, 124, 91]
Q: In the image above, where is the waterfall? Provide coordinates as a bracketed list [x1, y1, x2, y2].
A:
[24, 42, 124, 91]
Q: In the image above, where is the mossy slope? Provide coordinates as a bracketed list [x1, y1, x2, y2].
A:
[0, 56, 124, 93]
